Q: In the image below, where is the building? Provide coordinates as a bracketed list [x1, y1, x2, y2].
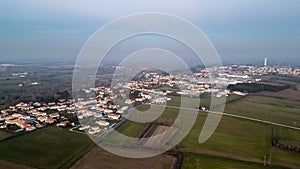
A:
[96, 120, 110, 127]
[264, 57, 268, 67]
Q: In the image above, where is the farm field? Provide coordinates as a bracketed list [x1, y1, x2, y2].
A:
[179, 114, 300, 168]
[116, 120, 147, 138]
[181, 153, 288, 169]
[0, 127, 94, 169]
[167, 94, 300, 129]
[102, 120, 147, 145]
[258, 75, 300, 101]
[114, 94, 300, 168]
[225, 95, 300, 128]
[167, 94, 242, 109]
[70, 146, 176, 169]
[259, 83, 300, 101]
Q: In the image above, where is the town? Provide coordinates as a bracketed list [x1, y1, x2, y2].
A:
[1, 63, 300, 136]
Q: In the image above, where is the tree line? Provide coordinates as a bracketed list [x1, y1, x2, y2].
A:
[227, 83, 291, 93]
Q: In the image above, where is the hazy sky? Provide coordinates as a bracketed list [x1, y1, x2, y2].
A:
[1, 0, 300, 65]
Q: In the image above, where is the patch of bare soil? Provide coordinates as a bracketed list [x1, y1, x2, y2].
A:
[70, 146, 176, 169]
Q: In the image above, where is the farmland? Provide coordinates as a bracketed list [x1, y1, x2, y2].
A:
[258, 75, 300, 101]
[71, 146, 176, 169]
[112, 94, 300, 168]
[181, 153, 288, 169]
[0, 127, 94, 169]
[259, 83, 300, 101]
[225, 95, 300, 127]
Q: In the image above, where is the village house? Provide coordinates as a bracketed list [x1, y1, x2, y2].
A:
[79, 125, 90, 130]
[49, 113, 60, 119]
[37, 116, 47, 122]
[107, 114, 121, 120]
[45, 118, 55, 124]
[56, 121, 69, 127]
[96, 120, 109, 127]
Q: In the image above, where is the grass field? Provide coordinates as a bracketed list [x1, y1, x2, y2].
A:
[117, 105, 271, 159]
[167, 94, 242, 109]
[258, 75, 300, 101]
[259, 83, 300, 101]
[115, 94, 300, 168]
[179, 114, 272, 159]
[181, 153, 287, 169]
[117, 120, 147, 138]
[0, 127, 94, 169]
[225, 95, 300, 128]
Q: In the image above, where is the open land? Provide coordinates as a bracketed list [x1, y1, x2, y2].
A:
[0, 127, 94, 169]
[111, 94, 300, 168]
[71, 146, 176, 169]
[181, 153, 288, 169]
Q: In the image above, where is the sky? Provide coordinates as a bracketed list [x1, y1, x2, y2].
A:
[0, 0, 300, 65]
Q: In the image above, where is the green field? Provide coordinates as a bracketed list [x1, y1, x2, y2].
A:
[225, 95, 300, 127]
[181, 153, 287, 169]
[0, 127, 94, 169]
[167, 94, 242, 109]
[102, 121, 147, 145]
[178, 114, 300, 167]
[179, 114, 271, 158]
[117, 120, 147, 138]
[115, 94, 300, 168]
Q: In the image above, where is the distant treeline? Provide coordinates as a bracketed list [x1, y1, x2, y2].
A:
[227, 83, 291, 93]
